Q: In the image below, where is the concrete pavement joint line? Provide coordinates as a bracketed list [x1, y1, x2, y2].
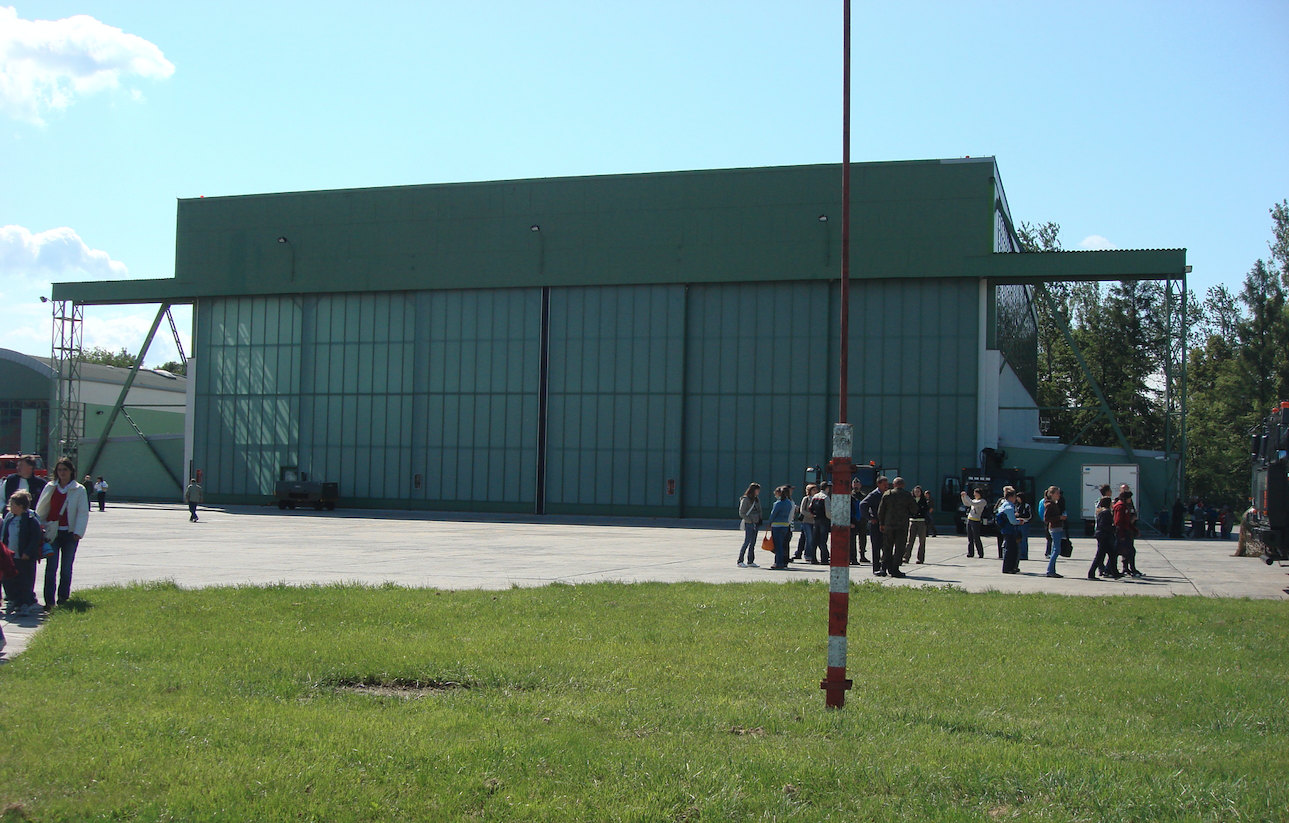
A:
[1145, 539, 1203, 596]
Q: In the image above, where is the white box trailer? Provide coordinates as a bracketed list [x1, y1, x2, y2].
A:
[1080, 464, 1140, 535]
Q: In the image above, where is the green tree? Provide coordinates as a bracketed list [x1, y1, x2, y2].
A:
[1270, 199, 1288, 284]
[1183, 202, 1289, 505]
[152, 360, 187, 376]
[81, 346, 137, 368]
[1018, 220, 1170, 451]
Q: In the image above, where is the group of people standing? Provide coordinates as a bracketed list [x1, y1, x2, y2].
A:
[736, 475, 936, 577]
[0, 455, 90, 653]
[985, 482, 1144, 580]
[739, 475, 1147, 583]
[988, 484, 1070, 577]
[1169, 498, 1236, 540]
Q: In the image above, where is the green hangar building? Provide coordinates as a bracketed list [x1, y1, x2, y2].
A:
[53, 158, 1186, 521]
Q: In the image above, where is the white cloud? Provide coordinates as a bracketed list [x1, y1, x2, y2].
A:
[0, 6, 175, 124]
[81, 305, 192, 365]
[1079, 235, 1117, 251]
[0, 303, 192, 366]
[0, 224, 128, 280]
[0, 225, 188, 365]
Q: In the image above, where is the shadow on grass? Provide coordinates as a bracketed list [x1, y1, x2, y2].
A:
[56, 597, 93, 614]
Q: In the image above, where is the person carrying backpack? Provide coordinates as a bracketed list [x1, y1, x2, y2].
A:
[810, 482, 832, 564]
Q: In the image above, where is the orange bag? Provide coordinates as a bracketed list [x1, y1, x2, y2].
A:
[760, 532, 774, 554]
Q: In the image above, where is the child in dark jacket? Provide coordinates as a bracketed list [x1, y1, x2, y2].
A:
[2, 490, 46, 617]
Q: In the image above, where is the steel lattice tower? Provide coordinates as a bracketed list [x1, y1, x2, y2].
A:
[50, 300, 84, 463]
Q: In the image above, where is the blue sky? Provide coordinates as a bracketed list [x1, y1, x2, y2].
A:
[2, 1, 1286, 365]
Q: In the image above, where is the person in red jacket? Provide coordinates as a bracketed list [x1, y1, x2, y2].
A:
[1113, 490, 1143, 577]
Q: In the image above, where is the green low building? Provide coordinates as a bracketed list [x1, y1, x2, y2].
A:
[53, 158, 1184, 520]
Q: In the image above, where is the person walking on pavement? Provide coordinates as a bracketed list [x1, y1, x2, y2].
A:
[1043, 485, 1068, 578]
[998, 486, 1021, 574]
[961, 486, 987, 558]
[848, 477, 868, 566]
[878, 477, 917, 578]
[184, 478, 204, 522]
[1115, 489, 1143, 577]
[35, 457, 89, 610]
[93, 476, 108, 512]
[1088, 484, 1119, 579]
[767, 485, 796, 570]
[903, 484, 930, 564]
[736, 483, 762, 568]
[860, 476, 889, 576]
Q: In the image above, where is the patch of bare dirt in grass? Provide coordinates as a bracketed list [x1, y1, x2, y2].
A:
[330, 677, 470, 698]
[730, 725, 766, 737]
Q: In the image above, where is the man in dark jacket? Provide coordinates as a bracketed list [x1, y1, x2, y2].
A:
[849, 477, 868, 566]
[811, 481, 832, 564]
[2, 456, 47, 509]
[877, 477, 918, 578]
[860, 476, 889, 576]
[1089, 484, 1119, 579]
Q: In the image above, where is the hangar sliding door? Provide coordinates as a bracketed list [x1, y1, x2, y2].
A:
[544, 284, 685, 516]
[682, 281, 835, 518]
[409, 288, 542, 510]
[194, 295, 305, 499]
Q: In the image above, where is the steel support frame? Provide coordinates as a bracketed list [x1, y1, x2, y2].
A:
[81, 304, 176, 489]
[49, 300, 84, 464]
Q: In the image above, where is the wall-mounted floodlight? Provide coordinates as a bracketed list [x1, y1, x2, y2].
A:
[818, 215, 828, 222]
[1184, 265, 1193, 273]
[530, 225, 540, 232]
[277, 236, 295, 281]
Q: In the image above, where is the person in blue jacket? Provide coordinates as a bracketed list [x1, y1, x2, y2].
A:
[767, 485, 797, 570]
[1, 489, 46, 618]
[997, 486, 1021, 574]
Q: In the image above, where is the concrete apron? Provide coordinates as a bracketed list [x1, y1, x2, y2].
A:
[3, 504, 1286, 661]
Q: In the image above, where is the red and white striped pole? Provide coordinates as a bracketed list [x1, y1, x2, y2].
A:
[822, 427, 854, 708]
[821, 0, 854, 710]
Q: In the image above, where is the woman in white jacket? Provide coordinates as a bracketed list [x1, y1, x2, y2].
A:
[35, 457, 89, 611]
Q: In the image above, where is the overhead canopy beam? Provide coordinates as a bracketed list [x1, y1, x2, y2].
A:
[967, 248, 1188, 284]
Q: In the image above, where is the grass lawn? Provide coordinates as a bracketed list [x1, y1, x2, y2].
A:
[1, 580, 1286, 822]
